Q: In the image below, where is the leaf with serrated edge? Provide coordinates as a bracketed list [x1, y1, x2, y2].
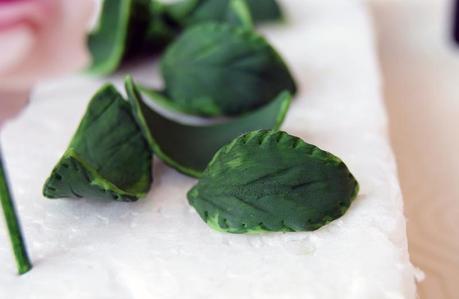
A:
[43, 84, 152, 202]
[125, 77, 291, 178]
[160, 23, 296, 116]
[187, 130, 359, 233]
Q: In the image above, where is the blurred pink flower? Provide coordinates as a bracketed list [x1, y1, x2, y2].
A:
[0, 0, 94, 91]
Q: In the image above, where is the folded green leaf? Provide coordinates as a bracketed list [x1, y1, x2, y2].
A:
[188, 130, 359, 234]
[43, 84, 152, 202]
[126, 77, 291, 178]
[160, 23, 296, 116]
[87, 0, 177, 75]
[87, 0, 133, 74]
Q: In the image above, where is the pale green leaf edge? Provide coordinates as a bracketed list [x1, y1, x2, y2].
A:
[87, 0, 132, 75]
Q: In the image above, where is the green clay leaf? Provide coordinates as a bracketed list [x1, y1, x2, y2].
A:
[174, 0, 252, 28]
[174, 0, 234, 26]
[160, 23, 296, 116]
[167, 0, 281, 25]
[87, 0, 177, 75]
[136, 1, 180, 53]
[125, 77, 291, 178]
[226, 0, 253, 29]
[187, 130, 359, 234]
[43, 84, 152, 202]
[246, 0, 283, 23]
[87, 0, 133, 75]
[166, 0, 200, 21]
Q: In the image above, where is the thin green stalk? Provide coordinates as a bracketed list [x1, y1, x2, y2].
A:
[0, 146, 32, 274]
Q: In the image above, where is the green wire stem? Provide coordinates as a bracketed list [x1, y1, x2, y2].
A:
[0, 145, 32, 274]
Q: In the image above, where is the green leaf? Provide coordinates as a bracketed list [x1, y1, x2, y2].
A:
[133, 0, 180, 55]
[166, 0, 200, 21]
[87, 0, 133, 75]
[43, 84, 152, 202]
[87, 0, 177, 75]
[167, 0, 282, 25]
[246, 0, 283, 22]
[226, 0, 253, 29]
[187, 130, 359, 234]
[160, 23, 296, 116]
[125, 77, 291, 178]
[175, 0, 230, 26]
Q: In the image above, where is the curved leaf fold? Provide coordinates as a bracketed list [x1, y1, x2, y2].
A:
[126, 77, 291, 178]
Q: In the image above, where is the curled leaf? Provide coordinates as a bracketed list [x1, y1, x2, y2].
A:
[160, 23, 296, 116]
[187, 130, 359, 233]
[43, 84, 152, 202]
[87, 0, 177, 75]
[126, 77, 291, 178]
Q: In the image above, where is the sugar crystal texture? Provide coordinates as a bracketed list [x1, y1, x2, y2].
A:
[0, 1, 416, 298]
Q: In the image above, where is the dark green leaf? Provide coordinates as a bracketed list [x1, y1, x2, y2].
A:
[226, 0, 253, 29]
[43, 84, 152, 202]
[174, 0, 251, 27]
[166, 0, 200, 21]
[87, 0, 178, 75]
[125, 77, 291, 178]
[246, 0, 282, 22]
[167, 0, 282, 25]
[160, 23, 296, 116]
[133, 1, 181, 55]
[188, 130, 359, 233]
[87, 0, 133, 74]
[177, 0, 230, 25]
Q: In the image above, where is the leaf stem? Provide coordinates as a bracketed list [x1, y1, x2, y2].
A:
[0, 146, 32, 274]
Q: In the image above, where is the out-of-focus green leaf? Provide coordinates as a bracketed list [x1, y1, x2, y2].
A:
[87, 0, 178, 75]
[246, 0, 283, 22]
[226, 0, 253, 29]
[168, 0, 282, 25]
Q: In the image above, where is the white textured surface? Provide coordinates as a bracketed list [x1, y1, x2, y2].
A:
[0, 1, 416, 298]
